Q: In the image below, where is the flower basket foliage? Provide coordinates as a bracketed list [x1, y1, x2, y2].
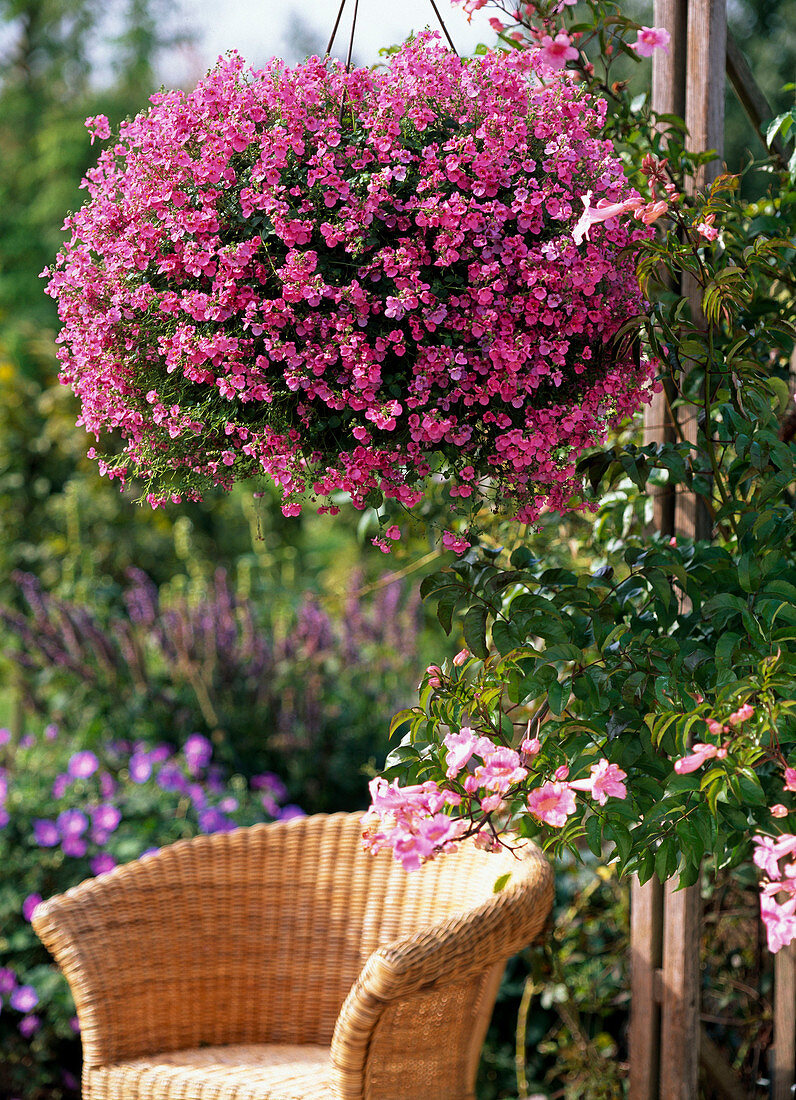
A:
[48, 35, 653, 535]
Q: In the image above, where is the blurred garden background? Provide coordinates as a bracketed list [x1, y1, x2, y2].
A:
[0, 0, 795, 1096]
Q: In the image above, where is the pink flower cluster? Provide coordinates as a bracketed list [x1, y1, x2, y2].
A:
[753, 833, 796, 952]
[363, 777, 466, 870]
[365, 722, 627, 869]
[47, 35, 653, 523]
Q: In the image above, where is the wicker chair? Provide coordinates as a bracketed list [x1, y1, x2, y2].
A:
[32, 812, 553, 1100]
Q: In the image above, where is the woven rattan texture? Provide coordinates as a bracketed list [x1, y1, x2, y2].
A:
[88, 1044, 332, 1100]
[33, 812, 553, 1100]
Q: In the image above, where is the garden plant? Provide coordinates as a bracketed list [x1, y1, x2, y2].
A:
[8, 0, 796, 1094]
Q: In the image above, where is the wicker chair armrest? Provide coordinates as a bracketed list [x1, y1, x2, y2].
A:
[365, 855, 551, 996]
[330, 848, 553, 1099]
[32, 872, 142, 1065]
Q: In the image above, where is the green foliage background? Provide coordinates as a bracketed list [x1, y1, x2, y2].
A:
[1, 0, 794, 1096]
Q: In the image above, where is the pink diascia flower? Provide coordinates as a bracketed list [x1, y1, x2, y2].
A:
[629, 26, 671, 57]
[785, 767, 796, 793]
[84, 114, 111, 144]
[569, 759, 627, 805]
[527, 781, 577, 827]
[538, 32, 579, 70]
[51, 36, 654, 535]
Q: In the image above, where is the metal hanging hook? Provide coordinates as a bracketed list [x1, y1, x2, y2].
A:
[325, 0, 459, 63]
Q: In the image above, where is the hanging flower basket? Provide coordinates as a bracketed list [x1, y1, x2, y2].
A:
[47, 34, 653, 524]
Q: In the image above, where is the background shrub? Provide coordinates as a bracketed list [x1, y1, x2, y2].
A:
[0, 720, 298, 1099]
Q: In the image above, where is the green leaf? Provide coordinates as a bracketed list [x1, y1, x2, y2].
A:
[655, 837, 677, 881]
[463, 603, 489, 660]
[388, 708, 417, 738]
[493, 872, 511, 893]
[585, 814, 603, 857]
[547, 676, 569, 716]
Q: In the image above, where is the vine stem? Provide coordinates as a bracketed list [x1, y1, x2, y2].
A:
[515, 972, 535, 1099]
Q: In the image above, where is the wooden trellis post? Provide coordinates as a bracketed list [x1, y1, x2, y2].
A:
[632, 2, 796, 1096]
[632, 2, 722, 1098]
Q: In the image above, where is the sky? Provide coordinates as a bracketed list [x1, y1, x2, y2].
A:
[164, 0, 497, 83]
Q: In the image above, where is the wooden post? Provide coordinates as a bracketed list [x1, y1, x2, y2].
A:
[632, 3, 726, 1098]
[629, 876, 663, 1099]
[773, 942, 796, 1100]
[659, 878, 701, 1099]
[644, 0, 687, 536]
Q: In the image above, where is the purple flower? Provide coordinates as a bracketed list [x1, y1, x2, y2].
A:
[197, 807, 233, 834]
[52, 774, 71, 799]
[22, 894, 42, 922]
[0, 968, 16, 995]
[183, 733, 213, 772]
[44, 723, 59, 741]
[69, 1015, 81, 1033]
[219, 796, 238, 813]
[279, 805, 306, 822]
[187, 783, 207, 808]
[61, 836, 87, 858]
[251, 773, 288, 801]
[20, 734, 34, 749]
[68, 750, 99, 779]
[33, 820, 59, 847]
[128, 752, 152, 784]
[19, 1014, 40, 1037]
[98, 772, 116, 798]
[92, 804, 121, 833]
[0, 808, 9, 829]
[57, 809, 88, 838]
[90, 853, 116, 876]
[0, 728, 10, 746]
[62, 1070, 79, 1091]
[157, 763, 188, 794]
[10, 985, 38, 1013]
[149, 745, 172, 764]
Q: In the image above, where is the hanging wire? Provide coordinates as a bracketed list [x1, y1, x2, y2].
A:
[427, 0, 459, 56]
[326, 0, 459, 62]
[325, 0, 348, 57]
[325, 0, 459, 124]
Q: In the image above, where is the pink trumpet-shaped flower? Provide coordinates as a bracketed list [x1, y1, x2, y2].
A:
[573, 191, 644, 245]
[673, 742, 719, 774]
[629, 26, 671, 57]
[443, 727, 493, 779]
[569, 759, 628, 805]
[761, 892, 796, 953]
[537, 32, 579, 70]
[472, 747, 527, 794]
[527, 781, 576, 827]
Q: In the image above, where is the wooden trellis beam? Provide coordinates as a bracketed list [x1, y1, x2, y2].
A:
[726, 32, 791, 166]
